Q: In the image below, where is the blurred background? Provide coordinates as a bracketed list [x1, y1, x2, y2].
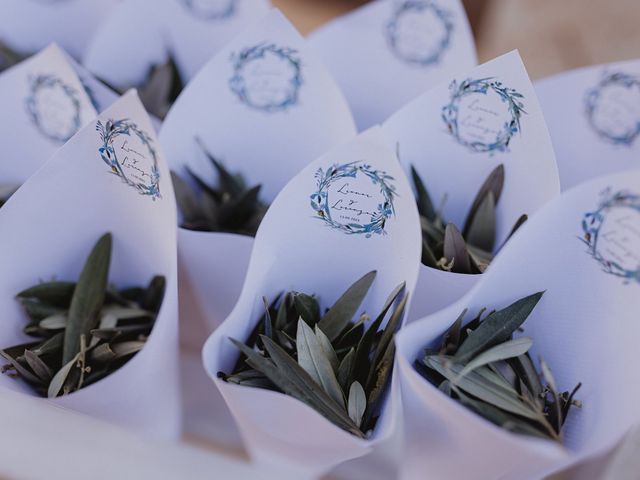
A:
[274, 0, 640, 79]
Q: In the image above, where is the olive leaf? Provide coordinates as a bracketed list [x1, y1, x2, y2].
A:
[136, 56, 183, 120]
[1, 233, 166, 398]
[222, 274, 408, 438]
[415, 292, 581, 443]
[411, 164, 525, 274]
[171, 141, 268, 236]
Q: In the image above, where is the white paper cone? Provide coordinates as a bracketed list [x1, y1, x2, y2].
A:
[83, 0, 271, 89]
[396, 169, 640, 479]
[0, 91, 181, 439]
[536, 58, 640, 191]
[203, 127, 422, 477]
[0, 44, 97, 185]
[383, 50, 560, 321]
[308, 0, 477, 130]
[0, 0, 114, 59]
[160, 10, 359, 448]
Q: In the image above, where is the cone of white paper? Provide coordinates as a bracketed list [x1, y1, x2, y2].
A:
[0, 91, 181, 439]
[383, 50, 560, 322]
[0, 0, 113, 59]
[536, 58, 640, 190]
[83, 0, 271, 89]
[308, 0, 477, 130]
[203, 127, 421, 477]
[0, 44, 97, 185]
[396, 169, 640, 479]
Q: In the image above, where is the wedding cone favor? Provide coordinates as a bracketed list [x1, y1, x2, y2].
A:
[308, 0, 477, 130]
[536, 58, 640, 190]
[203, 127, 421, 477]
[395, 169, 640, 479]
[0, 0, 113, 60]
[83, 0, 270, 116]
[160, 9, 357, 342]
[0, 91, 180, 439]
[383, 50, 560, 321]
[0, 44, 97, 188]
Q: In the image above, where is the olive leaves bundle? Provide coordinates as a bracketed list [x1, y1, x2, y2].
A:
[0, 233, 166, 398]
[136, 57, 184, 120]
[171, 140, 268, 236]
[219, 271, 408, 438]
[412, 164, 528, 274]
[415, 292, 581, 442]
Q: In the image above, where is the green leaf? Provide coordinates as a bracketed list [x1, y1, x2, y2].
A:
[294, 293, 320, 326]
[296, 319, 344, 408]
[443, 223, 472, 274]
[337, 348, 355, 392]
[457, 337, 533, 379]
[63, 234, 112, 365]
[314, 325, 339, 373]
[16, 282, 75, 307]
[317, 271, 377, 341]
[463, 164, 504, 237]
[39, 313, 68, 331]
[47, 353, 80, 398]
[240, 336, 364, 437]
[421, 239, 440, 269]
[348, 381, 366, 428]
[465, 192, 496, 253]
[23, 350, 52, 383]
[425, 356, 541, 421]
[509, 353, 543, 407]
[0, 350, 42, 384]
[498, 214, 529, 252]
[411, 165, 436, 221]
[454, 292, 544, 364]
[171, 171, 203, 223]
[441, 309, 467, 354]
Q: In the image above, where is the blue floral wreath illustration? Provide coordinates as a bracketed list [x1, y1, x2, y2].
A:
[580, 188, 640, 284]
[309, 161, 397, 238]
[442, 77, 526, 154]
[229, 43, 303, 113]
[96, 119, 161, 200]
[179, 0, 236, 20]
[25, 74, 82, 143]
[585, 71, 640, 146]
[386, 0, 454, 66]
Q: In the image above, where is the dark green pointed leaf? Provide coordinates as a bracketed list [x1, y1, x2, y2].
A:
[16, 282, 75, 307]
[463, 164, 504, 236]
[454, 292, 545, 364]
[294, 293, 320, 326]
[317, 271, 377, 341]
[443, 223, 472, 274]
[411, 165, 436, 221]
[465, 192, 496, 253]
[63, 234, 112, 364]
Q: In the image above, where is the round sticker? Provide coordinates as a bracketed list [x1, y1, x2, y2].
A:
[310, 161, 397, 237]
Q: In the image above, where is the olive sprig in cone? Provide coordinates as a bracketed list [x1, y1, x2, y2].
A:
[220, 271, 408, 438]
[171, 140, 268, 236]
[0, 233, 166, 398]
[415, 292, 582, 442]
[412, 164, 528, 274]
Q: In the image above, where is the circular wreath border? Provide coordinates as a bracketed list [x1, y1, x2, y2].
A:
[386, 0, 454, 67]
[585, 71, 640, 146]
[96, 119, 161, 200]
[580, 188, 640, 284]
[442, 77, 526, 154]
[25, 74, 82, 143]
[229, 43, 303, 113]
[309, 161, 397, 238]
